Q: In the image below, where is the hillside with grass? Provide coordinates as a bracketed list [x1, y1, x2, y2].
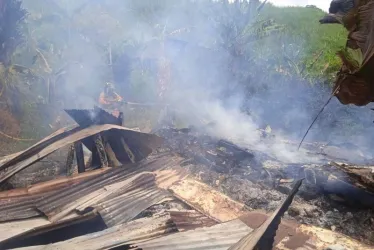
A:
[260, 4, 347, 83]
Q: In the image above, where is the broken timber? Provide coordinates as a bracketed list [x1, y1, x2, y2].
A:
[0, 123, 163, 185]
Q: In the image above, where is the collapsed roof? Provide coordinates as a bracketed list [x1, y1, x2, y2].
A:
[0, 108, 373, 249]
[0, 153, 370, 250]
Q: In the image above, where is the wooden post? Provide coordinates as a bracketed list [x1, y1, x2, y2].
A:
[120, 137, 136, 163]
[74, 141, 85, 173]
[94, 133, 108, 168]
[118, 112, 124, 126]
[105, 142, 122, 167]
[66, 144, 76, 176]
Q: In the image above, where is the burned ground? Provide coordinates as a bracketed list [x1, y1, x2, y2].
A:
[1, 121, 373, 249]
[156, 127, 374, 245]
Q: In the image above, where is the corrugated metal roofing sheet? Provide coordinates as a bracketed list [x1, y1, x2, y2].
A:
[0, 169, 109, 222]
[99, 186, 170, 227]
[0, 124, 164, 184]
[10, 216, 249, 250]
[0, 212, 96, 249]
[136, 219, 252, 250]
[0, 194, 42, 222]
[0, 154, 182, 224]
[12, 213, 176, 250]
[0, 168, 109, 199]
[169, 210, 217, 232]
[0, 218, 50, 242]
[35, 155, 180, 223]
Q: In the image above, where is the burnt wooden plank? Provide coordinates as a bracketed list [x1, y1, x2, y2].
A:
[74, 141, 85, 173]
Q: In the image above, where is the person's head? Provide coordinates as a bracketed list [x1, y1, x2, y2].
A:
[105, 82, 115, 94]
[329, 0, 355, 14]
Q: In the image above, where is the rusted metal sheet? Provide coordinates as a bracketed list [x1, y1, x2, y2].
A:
[0, 124, 164, 184]
[34, 162, 165, 222]
[0, 194, 43, 222]
[168, 178, 247, 222]
[98, 186, 170, 227]
[0, 155, 186, 245]
[136, 219, 252, 250]
[74, 172, 157, 212]
[11, 214, 176, 250]
[0, 169, 109, 222]
[13, 218, 249, 250]
[0, 212, 96, 249]
[36, 170, 153, 222]
[169, 210, 217, 232]
[33, 155, 182, 223]
[0, 168, 108, 199]
[154, 167, 189, 190]
[0, 218, 50, 242]
[0, 155, 181, 223]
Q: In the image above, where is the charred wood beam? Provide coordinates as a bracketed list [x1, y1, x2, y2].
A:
[104, 140, 122, 167]
[229, 179, 303, 250]
[66, 144, 76, 176]
[92, 133, 108, 169]
[74, 141, 85, 173]
[120, 137, 136, 163]
[324, 177, 374, 207]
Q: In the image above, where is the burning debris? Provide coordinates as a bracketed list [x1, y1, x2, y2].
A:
[0, 108, 373, 249]
[156, 126, 374, 245]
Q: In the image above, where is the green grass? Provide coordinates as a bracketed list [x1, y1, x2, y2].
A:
[259, 5, 347, 82]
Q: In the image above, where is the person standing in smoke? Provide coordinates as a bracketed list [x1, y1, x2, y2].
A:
[98, 82, 124, 120]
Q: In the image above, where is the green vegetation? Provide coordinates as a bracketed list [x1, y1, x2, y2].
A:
[259, 5, 347, 82]
[0, 0, 353, 153]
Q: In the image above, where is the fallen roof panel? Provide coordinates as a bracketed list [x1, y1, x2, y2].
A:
[12, 213, 177, 250]
[0, 124, 164, 184]
[10, 217, 250, 250]
[0, 194, 43, 222]
[0, 218, 50, 242]
[0, 168, 109, 199]
[168, 210, 217, 232]
[0, 154, 183, 224]
[135, 219, 252, 250]
[0, 126, 76, 172]
[0, 169, 109, 222]
[35, 155, 180, 222]
[99, 186, 170, 227]
[0, 212, 97, 249]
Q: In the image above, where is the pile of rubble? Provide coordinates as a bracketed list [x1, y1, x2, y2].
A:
[156, 127, 374, 245]
[0, 108, 373, 249]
